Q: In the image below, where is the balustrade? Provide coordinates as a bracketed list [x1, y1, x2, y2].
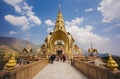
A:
[72, 59, 120, 79]
[0, 59, 48, 79]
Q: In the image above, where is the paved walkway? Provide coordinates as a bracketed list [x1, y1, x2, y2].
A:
[33, 61, 88, 79]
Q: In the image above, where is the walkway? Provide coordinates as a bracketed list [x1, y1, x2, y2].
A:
[33, 61, 88, 79]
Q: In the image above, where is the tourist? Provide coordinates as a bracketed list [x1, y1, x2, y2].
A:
[50, 54, 54, 64]
[62, 54, 66, 62]
[53, 54, 56, 61]
[56, 55, 59, 61]
[48, 54, 51, 63]
[60, 55, 62, 61]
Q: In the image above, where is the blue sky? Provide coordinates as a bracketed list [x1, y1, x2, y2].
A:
[0, 0, 120, 55]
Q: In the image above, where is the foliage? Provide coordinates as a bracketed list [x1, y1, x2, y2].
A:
[0, 59, 7, 71]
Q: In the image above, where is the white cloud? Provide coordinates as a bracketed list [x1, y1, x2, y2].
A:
[104, 24, 120, 32]
[47, 28, 53, 32]
[15, 5, 22, 13]
[45, 19, 54, 26]
[9, 31, 18, 35]
[116, 23, 120, 27]
[117, 35, 120, 38]
[4, 0, 22, 6]
[26, 34, 30, 37]
[85, 25, 93, 32]
[5, 15, 28, 26]
[85, 8, 93, 12]
[97, 0, 120, 22]
[4, 14, 30, 30]
[4, 0, 41, 31]
[65, 17, 110, 53]
[24, 33, 30, 40]
[24, 37, 29, 41]
[22, 25, 30, 31]
[29, 15, 41, 25]
[104, 25, 113, 32]
[65, 17, 84, 26]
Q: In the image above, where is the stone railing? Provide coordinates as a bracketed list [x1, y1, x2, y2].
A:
[72, 59, 120, 79]
[0, 59, 48, 79]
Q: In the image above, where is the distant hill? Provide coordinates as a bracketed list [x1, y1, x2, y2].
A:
[0, 37, 37, 54]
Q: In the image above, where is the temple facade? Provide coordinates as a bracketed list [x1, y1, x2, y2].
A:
[42, 5, 83, 59]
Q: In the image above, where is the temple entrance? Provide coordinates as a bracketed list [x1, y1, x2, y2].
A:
[54, 40, 65, 56]
[57, 50, 63, 56]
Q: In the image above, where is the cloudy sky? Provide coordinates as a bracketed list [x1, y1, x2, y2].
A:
[0, 0, 120, 55]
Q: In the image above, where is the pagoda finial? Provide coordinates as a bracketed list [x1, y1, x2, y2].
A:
[58, 3, 61, 12]
[91, 43, 93, 49]
[54, 3, 65, 32]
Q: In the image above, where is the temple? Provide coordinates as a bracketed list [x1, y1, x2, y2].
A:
[43, 4, 83, 59]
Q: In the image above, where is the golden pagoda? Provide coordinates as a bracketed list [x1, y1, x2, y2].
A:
[43, 4, 83, 59]
[107, 54, 118, 71]
[5, 53, 16, 70]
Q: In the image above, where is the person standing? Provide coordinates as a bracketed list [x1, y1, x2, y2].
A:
[48, 54, 51, 63]
[62, 54, 66, 62]
[53, 54, 56, 61]
[60, 55, 62, 61]
[50, 54, 54, 64]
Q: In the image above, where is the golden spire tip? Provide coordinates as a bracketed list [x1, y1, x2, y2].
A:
[58, 3, 61, 12]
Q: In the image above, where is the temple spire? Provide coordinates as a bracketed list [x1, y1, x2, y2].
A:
[54, 4, 66, 32]
[91, 43, 93, 49]
[58, 3, 60, 11]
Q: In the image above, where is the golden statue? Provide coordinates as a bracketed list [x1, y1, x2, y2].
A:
[5, 53, 16, 70]
[107, 54, 118, 71]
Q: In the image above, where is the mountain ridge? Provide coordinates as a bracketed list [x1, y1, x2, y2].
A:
[0, 36, 37, 54]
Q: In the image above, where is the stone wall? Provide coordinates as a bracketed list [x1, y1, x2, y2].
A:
[72, 59, 120, 79]
[0, 59, 48, 79]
